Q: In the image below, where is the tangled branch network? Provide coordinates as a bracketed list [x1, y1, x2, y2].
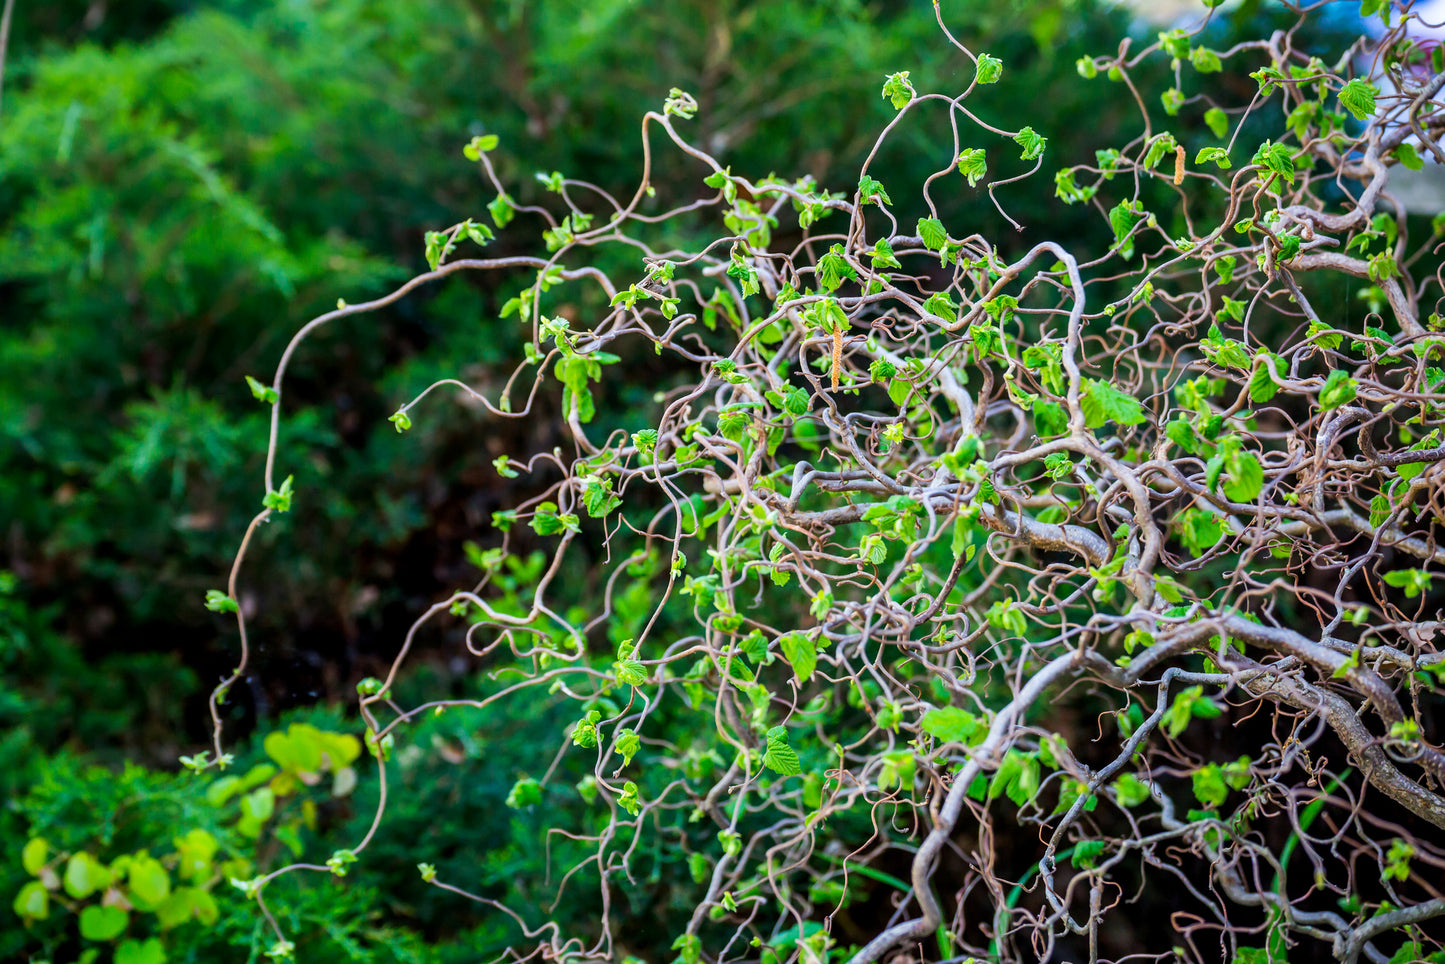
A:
[203, 2, 1445, 962]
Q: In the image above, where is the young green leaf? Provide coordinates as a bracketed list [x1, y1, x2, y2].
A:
[245, 375, 278, 404]
[779, 631, 817, 684]
[956, 148, 987, 187]
[263, 475, 295, 513]
[1337, 78, 1378, 121]
[858, 174, 892, 206]
[205, 590, 239, 615]
[1319, 370, 1358, 410]
[881, 71, 915, 109]
[1013, 126, 1047, 161]
[974, 53, 1002, 85]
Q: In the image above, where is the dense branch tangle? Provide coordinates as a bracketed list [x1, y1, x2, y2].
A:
[209, 3, 1445, 963]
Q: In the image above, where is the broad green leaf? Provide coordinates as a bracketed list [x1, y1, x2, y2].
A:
[1382, 568, 1431, 598]
[614, 658, 648, 686]
[1338, 78, 1378, 120]
[116, 938, 167, 964]
[65, 852, 112, 899]
[1082, 379, 1147, 428]
[1108, 200, 1145, 258]
[1223, 451, 1264, 502]
[974, 53, 1002, 84]
[128, 854, 171, 907]
[917, 217, 947, 252]
[762, 727, 802, 776]
[22, 838, 47, 876]
[1319, 370, 1358, 410]
[920, 706, 982, 743]
[12, 881, 48, 920]
[1204, 107, 1229, 139]
[80, 904, 129, 941]
[779, 632, 817, 684]
[1195, 146, 1231, 169]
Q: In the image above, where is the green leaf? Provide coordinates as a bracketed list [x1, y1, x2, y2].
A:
[614, 728, 641, 767]
[762, 726, 802, 776]
[1223, 451, 1264, 502]
[506, 776, 543, 808]
[531, 501, 580, 536]
[1252, 141, 1297, 186]
[1319, 370, 1358, 410]
[1113, 773, 1151, 807]
[128, 854, 171, 907]
[917, 217, 948, 252]
[1013, 126, 1047, 161]
[922, 291, 957, 321]
[1071, 840, 1107, 868]
[956, 148, 987, 187]
[1192, 764, 1229, 808]
[1204, 107, 1229, 139]
[1189, 47, 1222, 73]
[920, 706, 982, 743]
[22, 838, 48, 876]
[1338, 78, 1378, 120]
[1195, 146, 1231, 169]
[974, 53, 1002, 84]
[1157, 29, 1190, 59]
[881, 71, 914, 109]
[12, 881, 48, 920]
[487, 194, 515, 229]
[1108, 200, 1145, 259]
[614, 658, 649, 686]
[204, 590, 239, 615]
[870, 238, 901, 270]
[1082, 379, 1147, 428]
[816, 243, 856, 291]
[462, 134, 499, 160]
[1370, 493, 1392, 528]
[244, 375, 278, 405]
[858, 174, 892, 206]
[582, 475, 621, 518]
[80, 905, 129, 941]
[1248, 354, 1287, 403]
[664, 87, 698, 119]
[262, 474, 294, 513]
[1395, 142, 1424, 171]
[1382, 568, 1431, 598]
[65, 852, 111, 899]
[116, 938, 166, 964]
[779, 631, 817, 684]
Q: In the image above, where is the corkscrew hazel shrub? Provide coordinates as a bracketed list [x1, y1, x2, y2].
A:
[201, 2, 1445, 962]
